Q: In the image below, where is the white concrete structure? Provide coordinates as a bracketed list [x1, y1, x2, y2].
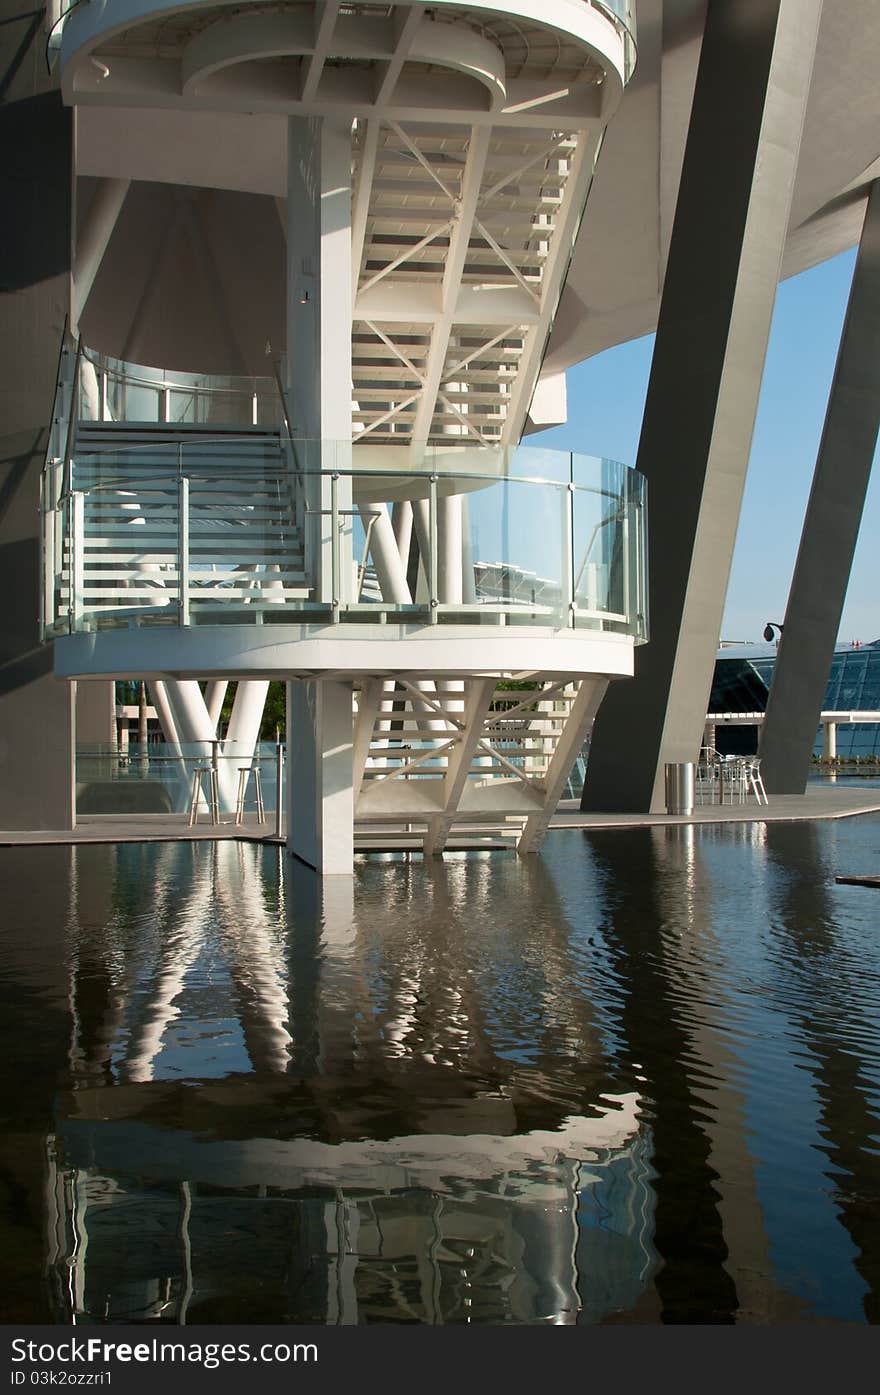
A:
[6, 0, 879, 859]
[39, 0, 647, 872]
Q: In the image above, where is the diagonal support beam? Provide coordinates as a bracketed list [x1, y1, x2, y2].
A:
[409, 125, 492, 448]
[424, 677, 497, 856]
[374, 6, 423, 106]
[501, 128, 600, 444]
[357, 220, 453, 296]
[351, 119, 380, 301]
[301, 0, 340, 102]
[518, 678, 607, 854]
[353, 678, 384, 799]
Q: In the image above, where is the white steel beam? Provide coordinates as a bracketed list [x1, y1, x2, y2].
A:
[351, 120, 380, 303]
[423, 676, 497, 855]
[409, 124, 492, 447]
[517, 678, 608, 854]
[301, 0, 340, 104]
[502, 129, 601, 444]
[352, 678, 383, 799]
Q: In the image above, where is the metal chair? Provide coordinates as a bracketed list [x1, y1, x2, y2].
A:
[744, 756, 768, 806]
[235, 764, 265, 825]
[188, 763, 220, 825]
[696, 746, 722, 804]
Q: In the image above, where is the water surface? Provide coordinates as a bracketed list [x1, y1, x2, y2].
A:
[1, 813, 879, 1324]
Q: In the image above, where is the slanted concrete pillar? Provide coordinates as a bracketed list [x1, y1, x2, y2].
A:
[73, 177, 129, 329]
[288, 680, 354, 875]
[582, 0, 822, 813]
[760, 181, 880, 793]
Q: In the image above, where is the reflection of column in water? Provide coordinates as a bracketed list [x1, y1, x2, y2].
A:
[213, 842, 293, 1074]
[121, 844, 213, 1082]
[764, 821, 880, 1321]
[647, 824, 793, 1321]
[564, 827, 739, 1322]
[68, 844, 126, 1085]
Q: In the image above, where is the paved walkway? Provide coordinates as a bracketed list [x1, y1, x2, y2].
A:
[1, 785, 878, 849]
[550, 784, 880, 830]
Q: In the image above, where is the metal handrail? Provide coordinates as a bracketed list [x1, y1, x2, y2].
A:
[61, 335, 84, 498]
[62, 458, 633, 502]
[80, 346, 277, 396]
[45, 0, 87, 72]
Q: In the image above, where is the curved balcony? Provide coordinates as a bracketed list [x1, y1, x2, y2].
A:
[42, 440, 647, 643]
[53, 0, 636, 100]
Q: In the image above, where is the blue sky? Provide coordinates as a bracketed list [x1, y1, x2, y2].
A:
[533, 250, 879, 643]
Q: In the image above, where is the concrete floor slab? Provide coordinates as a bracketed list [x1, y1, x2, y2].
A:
[1, 785, 878, 850]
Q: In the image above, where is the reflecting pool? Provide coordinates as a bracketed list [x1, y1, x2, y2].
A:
[1, 814, 879, 1324]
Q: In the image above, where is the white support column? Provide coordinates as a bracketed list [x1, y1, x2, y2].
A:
[391, 500, 413, 566]
[149, 680, 189, 812]
[822, 720, 837, 761]
[163, 680, 214, 750]
[461, 496, 476, 603]
[150, 681, 180, 750]
[437, 494, 463, 605]
[205, 680, 228, 732]
[518, 678, 608, 855]
[226, 680, 268, 755]
[287, 679, 354, 875]
[287, 116, 353, 605]
[360, 502, 411, 603]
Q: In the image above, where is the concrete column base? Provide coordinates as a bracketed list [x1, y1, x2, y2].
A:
[287, 679, 354, 875]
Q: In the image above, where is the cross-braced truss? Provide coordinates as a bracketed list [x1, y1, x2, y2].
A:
[352, 118, 598, 447]
[353, 673, 608, 854]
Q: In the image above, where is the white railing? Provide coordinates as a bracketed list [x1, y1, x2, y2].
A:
[79, 349, 285, 429]
[42, 448, 648, 639]
[45, 444, 306, 632]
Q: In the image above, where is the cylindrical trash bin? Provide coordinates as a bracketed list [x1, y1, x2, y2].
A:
[665, 761, 695, 816]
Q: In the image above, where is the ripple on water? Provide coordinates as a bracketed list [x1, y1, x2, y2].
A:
[0, 815, 879, 1323]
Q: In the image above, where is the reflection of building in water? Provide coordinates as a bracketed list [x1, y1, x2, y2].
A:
[45, 842, 658, 1324]
[47, 1099, 654, 1324]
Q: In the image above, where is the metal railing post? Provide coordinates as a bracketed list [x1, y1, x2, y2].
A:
[39, 471, 47, 640]
[635, 493, 647, 640]
[70, 491, 84, 632]
[562, 482, 575, 628]
[621, 485, 631, 632]
[178, 475, 190, 625]
[62, 337, 83, 498]
[331, 471, 340, 618]
[429, 474, 438, 622]
[274, 741, 284, 840]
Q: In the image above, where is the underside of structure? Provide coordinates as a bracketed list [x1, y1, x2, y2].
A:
[40, 0, 646, 872]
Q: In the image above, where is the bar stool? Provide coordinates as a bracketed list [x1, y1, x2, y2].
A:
[188, 763, 220, 826]
[235, 764, 265, 825]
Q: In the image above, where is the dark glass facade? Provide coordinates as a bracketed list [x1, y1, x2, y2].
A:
[709, 640, 880, 758]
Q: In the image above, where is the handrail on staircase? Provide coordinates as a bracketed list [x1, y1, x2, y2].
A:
[61, 335, 84, 499]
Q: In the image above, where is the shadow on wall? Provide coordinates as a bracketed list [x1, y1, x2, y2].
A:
[0, 91, 71, 291]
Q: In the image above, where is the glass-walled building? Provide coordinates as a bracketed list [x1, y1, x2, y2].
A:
[710, 642, 880, 759]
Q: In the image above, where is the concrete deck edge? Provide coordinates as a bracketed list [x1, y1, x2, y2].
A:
[1, 790, 879, 848]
